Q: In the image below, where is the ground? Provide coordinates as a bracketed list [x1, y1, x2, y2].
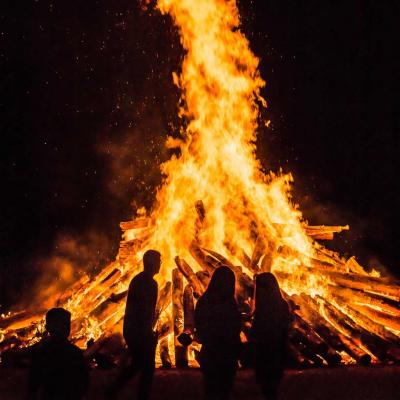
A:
[0, 366, 399, 399]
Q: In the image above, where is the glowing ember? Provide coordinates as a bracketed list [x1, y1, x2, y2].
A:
[1, 0, 399, 367]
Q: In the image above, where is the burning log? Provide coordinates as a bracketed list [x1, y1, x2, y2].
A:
[303, 224, 349, 240]
[174, 256, 204, 298]
[156, 317, 173, 341]
[292, 294, 368, 364]
[120, 218, 149, 231]
[287, 342, 313, 368]
[189, 242, 215, 273]
[195, 270, 211, 290]
[154, 282, 172, 325]
[201, 248, 253, 296]
[183, 285, 195, 333]
[172, 269, 187, 367]
[276, 267, 400, 302]
[330, 296, 399, 342]
[250, 235, 265, 271]
[332, 286, 400, 318]
[260, 252, 273, 273]
[313, 244, 346, 269]
[194, 200, 206, 242]
[288, 307, 342, 367]
[316, 297, 392, 361]
[159, 337, 172, 368]
[328, 272, 400, 302]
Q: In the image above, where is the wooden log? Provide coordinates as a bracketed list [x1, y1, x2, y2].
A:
[203, 249, 253, 291]
[183, 285, 195, 333]
[332, 286, 400, 318]
[225, 243, 252, 270]
[174, 257, 204, 298]
[304, 224, 349, 240]
[194, 200, 206, 243]
[189, 242, 218, 274]
[287, 342, 313, 368]
[292, 312, 342, 366]
[120, 218, 149, 231]
[250, 235, 266, 271]
[317, 297, 391, 361]
[345, 302, 400, 333]
[195, 271, 211, 290]
[319, 270, 400, 301]
[331, 295, 399, 342]
[172, 269, 187, 367]
[260, 252, 272, 273]
[156, 316, 173, 341]
[313, 244, 346, 269]
[275, 267, 400, 302]
[286, 294, 370, 364]
[159, 337, 172, 368]
[344, 256, 369, 275]
[154, 282, 172, 327]
[289, 322, 325, 367]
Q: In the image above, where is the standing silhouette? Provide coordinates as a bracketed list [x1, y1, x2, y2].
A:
[195, 266, 241, 400]
[28, 307, 88, 400]
[109, 249, 161, 400]
[250, 273, 289, 400]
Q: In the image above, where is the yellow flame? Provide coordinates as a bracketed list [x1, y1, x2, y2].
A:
[147, 0, 316, 294]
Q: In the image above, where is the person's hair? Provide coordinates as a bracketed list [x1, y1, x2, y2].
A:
[204, 266, 236, 300]
[45, 307, 71, 339]
[254, 272, 285, 316]
[143, 249, 161, 274]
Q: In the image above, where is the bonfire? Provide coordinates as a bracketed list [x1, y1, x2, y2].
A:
[1, 0, 399, 368]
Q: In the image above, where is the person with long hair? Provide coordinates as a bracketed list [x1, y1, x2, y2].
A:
[194, 266, 241, 400]
[250, 272, 290, 400]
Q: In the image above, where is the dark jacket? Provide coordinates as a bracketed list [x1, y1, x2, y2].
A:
[28, 337, 88, 400]
[123, 271, 158, 346]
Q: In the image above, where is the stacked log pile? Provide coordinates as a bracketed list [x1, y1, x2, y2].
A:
[1, 213, 399, 369]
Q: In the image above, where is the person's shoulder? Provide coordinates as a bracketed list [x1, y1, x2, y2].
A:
[60, 341, 84, 357]
[129, 272, 144, 287]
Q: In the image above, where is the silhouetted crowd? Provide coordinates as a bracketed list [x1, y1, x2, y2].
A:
[27, 250, 290, 400]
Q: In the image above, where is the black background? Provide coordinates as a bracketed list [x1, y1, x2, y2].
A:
[1, 0, 399, 308]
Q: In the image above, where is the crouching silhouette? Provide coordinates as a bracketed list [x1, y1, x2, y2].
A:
[28, 307, 88, 400]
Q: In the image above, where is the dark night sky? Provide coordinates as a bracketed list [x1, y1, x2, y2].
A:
[0, 0, 399, 309]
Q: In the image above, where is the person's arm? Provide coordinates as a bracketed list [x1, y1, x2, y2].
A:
[150, 280, 158, 332]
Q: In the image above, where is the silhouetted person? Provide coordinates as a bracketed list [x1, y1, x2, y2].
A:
[109, 249, 161, 400]
[28, 308, 88, 400]
[195, 266, 241, 400]
[250, 273, 289, 400]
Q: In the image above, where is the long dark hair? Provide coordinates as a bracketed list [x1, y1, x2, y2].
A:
[252, 272, 289, 335]
[195, 266, 240, 344]
[203, 266, 236, 302]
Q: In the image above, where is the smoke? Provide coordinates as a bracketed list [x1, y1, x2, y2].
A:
[23, 230, 114, 310]
[291, 175, 390, 276]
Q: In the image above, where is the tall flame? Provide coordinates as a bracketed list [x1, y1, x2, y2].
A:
[149, 0, 314, 287]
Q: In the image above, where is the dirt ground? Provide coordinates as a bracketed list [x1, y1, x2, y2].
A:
[1, 366, 399, 400]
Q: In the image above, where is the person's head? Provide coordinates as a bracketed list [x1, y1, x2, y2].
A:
[205, 266, 236, 301]
[143, 249, 161, 276]
[254, 272, 283, 310]
[45, 307, 71, 340]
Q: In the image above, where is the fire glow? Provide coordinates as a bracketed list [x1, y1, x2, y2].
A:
[1, 0, 400, 367]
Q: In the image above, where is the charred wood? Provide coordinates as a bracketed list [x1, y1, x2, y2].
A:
[175, 256, 204, 298]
